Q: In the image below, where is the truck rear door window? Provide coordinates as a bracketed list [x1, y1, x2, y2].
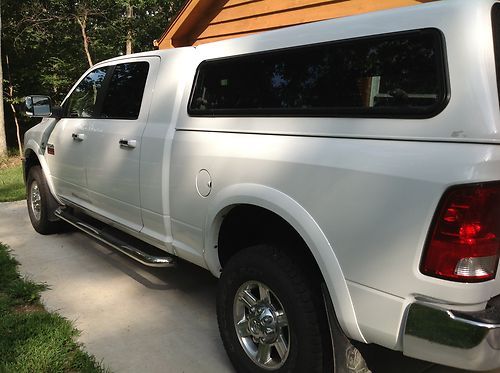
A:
[189, 29, 448, 118]
[100, 62, 149, 120]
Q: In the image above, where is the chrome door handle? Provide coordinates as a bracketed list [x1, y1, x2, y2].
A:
[119, 139, 137, 148]
[72, 133, 85, 141]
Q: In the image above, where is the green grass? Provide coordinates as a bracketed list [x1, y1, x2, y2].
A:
[0, 242, 109, 373]
[0, 156, 25, 202]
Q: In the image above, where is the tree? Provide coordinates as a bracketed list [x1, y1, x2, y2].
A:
[0, 0, 184, 151]
[126, 1, 134, 54]
[74, 4, 95, 67]
[0, 2, 7, 158]
[4, 53, 23, 156]
[113, 0, 184, 55]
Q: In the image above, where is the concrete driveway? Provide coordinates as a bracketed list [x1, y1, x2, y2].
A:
[0, 200, 498, 373]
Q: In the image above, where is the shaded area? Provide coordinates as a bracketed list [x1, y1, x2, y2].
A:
[2, 201, 500, 373]
[0, 242, 108, 373]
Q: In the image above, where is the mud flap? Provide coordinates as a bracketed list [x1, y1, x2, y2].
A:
[321, 283, 371, 373]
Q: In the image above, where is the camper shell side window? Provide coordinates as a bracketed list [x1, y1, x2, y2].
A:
[189, 28, 449, 118]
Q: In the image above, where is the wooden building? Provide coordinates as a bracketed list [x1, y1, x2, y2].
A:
[157, 0, 435, 49]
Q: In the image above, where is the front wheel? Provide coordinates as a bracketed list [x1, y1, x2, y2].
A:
[26, 165, 60, 234]
[217, 244, 327, 373]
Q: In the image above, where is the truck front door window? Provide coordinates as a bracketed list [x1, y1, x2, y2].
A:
[65, 67, 108, 118]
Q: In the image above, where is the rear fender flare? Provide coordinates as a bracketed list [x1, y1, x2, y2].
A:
[203, 183, 366, 342]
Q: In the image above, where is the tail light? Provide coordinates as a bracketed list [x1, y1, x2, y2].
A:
[421, 182, 500, 282]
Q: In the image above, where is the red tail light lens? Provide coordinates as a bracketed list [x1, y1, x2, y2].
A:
[421, 183, 500, 282]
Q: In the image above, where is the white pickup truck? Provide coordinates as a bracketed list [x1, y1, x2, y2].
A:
[22, 0, 500, 371]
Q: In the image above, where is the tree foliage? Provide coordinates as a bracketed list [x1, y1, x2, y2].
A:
[0, 0, 183, 149]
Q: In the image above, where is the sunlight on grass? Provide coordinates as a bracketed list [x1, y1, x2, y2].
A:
[0, 157, 25, 202]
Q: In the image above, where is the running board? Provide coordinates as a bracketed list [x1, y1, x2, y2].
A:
[55, 208, 176, 268]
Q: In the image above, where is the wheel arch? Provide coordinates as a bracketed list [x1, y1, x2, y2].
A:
[203, 183, 366, 343]
[23, 147, 40, 181]
[23, 142, 61, 205]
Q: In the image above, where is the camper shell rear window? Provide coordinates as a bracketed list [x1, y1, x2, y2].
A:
[189, 28, 448, 118]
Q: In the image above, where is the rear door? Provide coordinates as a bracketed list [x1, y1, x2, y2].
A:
[85, 57, 160, 231]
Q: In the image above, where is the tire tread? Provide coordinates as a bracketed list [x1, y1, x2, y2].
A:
[217, 244, 325, 373]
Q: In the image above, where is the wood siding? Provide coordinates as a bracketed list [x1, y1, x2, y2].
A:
[158, 0, 435, 49]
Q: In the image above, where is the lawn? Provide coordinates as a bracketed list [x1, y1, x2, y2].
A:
[0, 242, 109, 373]
[0, 156, 25, 202]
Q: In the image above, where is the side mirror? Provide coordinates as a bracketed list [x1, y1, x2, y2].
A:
[24, 95, 62, 118]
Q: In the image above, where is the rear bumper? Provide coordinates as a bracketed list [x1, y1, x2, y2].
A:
[403, 298, 500, 371]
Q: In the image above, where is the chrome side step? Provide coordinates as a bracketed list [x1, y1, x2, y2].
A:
[55, 208, 176, 267]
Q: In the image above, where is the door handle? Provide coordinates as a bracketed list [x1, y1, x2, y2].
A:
[119, 139, 137, 148]
[72, 133, 85, 141]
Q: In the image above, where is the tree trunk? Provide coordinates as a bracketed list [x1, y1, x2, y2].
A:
[76, 14, 93, 67]
[9, 102, 21, 157]
[5, 55, 22, 156]
[0, 4, 7, 158]
[126, 2, 133, 55]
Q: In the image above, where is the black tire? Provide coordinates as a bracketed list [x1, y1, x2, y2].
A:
[217, 244, 326, 373]
[26, 165, 60, 235]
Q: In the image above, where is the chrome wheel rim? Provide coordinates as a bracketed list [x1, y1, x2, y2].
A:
[30, 181, 42, 221]
[233, 281, 290, 370]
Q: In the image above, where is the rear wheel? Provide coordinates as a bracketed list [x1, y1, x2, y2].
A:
[217, 244, 326, 373]
[27, 166, 60, 234]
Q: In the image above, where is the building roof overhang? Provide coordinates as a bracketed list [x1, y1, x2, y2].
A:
[157, 0, 220, 48]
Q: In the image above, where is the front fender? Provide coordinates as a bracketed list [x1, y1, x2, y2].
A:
[24, 138, 62, 205]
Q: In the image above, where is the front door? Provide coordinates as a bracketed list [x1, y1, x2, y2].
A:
[46, 67, 109, 206]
